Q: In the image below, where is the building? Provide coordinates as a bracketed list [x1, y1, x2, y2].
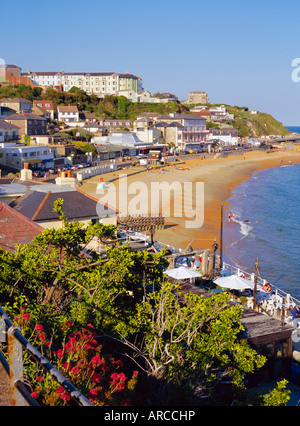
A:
[80, 111, 98, 123]
[190, 106, 211, 121]
[57, 105, 79, 122]
[187, 91, 209, 104]
[209, 106, 234, 122]
[0, 143, 54, 171]
[0, 120, 20, 142]
[154, 114, 209, 151]
[0, 98, 32, 113]
[33, 100, 54, 119]
[209, 128, 239, 146]
[0, 200, 43, 252]
[3, 113, 47, 137]
[103, 119, 132, 130]
[9, 184, 118, 228]
[25, 71, 143, 99]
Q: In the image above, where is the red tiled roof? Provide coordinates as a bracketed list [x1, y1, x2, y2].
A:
[0, 202, 43, 252]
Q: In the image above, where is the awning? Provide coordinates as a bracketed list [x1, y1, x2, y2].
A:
[22, 158, 42, 164]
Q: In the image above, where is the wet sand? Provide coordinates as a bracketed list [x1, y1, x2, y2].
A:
[80, 149, 300, 252]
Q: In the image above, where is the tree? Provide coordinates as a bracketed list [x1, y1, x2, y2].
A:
[0, 210, 291, 406]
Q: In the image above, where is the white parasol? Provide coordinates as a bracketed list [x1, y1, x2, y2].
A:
[165, 266, 201, 280]
[214, 274, 254, 291]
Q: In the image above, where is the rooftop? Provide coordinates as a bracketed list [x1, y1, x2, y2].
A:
[0, 201, 43, 252]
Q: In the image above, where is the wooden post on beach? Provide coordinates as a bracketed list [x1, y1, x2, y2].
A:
[219, 205, 224, 269]
[253, 258, 259, 309]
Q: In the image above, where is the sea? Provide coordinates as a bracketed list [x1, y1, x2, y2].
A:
[224, 126, 300, 301]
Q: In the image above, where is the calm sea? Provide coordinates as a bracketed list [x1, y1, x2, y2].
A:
[224, 161, 300, 301]
[286, 126, 300, 134]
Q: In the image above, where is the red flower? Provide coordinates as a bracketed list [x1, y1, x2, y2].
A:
[34, 324, 43, 332]
[115, 360, 124, 368]
[36, 376, 43, 382]
[89, 389, 98, 398]
[65, 321, 72, 328]
[92, 372, 102, 383]
[39, 333, 46, 341]
[56, 386, 64, 394]
[90, 355, 102, 366]
[55, 349, 63, 358]
[31, 392, 39, 399]
[60, 393, 72, 401]
[23, 313, 30, 321]
[71, 367, 79, 375]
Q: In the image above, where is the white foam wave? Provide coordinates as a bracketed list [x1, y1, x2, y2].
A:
[233, 219, 254, 237]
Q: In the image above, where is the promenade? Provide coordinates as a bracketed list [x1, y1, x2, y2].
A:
[0, 365, 12, 406]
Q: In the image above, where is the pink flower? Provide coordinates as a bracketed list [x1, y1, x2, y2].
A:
[34, 324, 43, 332]
[31, 392, 39, 399]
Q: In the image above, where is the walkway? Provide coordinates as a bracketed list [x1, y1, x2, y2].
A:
[0, 364, 12, 406]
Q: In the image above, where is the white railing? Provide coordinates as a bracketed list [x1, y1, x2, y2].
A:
[222, 261, 300, 308]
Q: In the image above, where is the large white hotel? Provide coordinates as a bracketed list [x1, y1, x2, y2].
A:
[22, 70, 143, 99]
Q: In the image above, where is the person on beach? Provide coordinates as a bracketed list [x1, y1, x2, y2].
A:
[262, 282, 271, 294]
[228, 212, 232, 222]
[290, 306, 300, 327]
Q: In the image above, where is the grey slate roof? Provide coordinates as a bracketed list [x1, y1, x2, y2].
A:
[10, 189, 117, 221]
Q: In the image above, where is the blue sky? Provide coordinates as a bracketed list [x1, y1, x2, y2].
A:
[1, 0, 300, 125]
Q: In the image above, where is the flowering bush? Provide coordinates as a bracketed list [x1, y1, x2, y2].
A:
[14, 312, 139, 406]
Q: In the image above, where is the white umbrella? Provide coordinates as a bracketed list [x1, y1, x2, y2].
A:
[165, 266, 201, 280]
[214, 274, 254, 291]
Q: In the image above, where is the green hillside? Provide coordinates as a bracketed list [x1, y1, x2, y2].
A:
[0, 84, 291, 137]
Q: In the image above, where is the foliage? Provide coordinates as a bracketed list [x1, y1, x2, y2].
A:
[0, 212, 292, 406]
[12, 313, 139, 406]
[114, 282, 266, 403]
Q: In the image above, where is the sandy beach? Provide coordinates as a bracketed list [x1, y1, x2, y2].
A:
[80, 149, 300, 252]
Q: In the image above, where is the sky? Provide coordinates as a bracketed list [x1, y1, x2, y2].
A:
[1, 0, 300, 125]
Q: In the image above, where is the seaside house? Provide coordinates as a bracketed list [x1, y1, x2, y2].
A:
[209, 128, 239, 146]
[0, 144, 54, 171]
[57, 105, 79, 123]
[33, 100, 54, 120]
[3, 112, 47, 138]
[154, 113, 209, 151]
[0, 97, 32, 113]
[0, 120, 20, 143]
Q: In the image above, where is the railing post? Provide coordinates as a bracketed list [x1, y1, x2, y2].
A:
[7, 326, 26, 406]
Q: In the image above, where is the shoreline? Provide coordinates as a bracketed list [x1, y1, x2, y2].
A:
[80, 149, 300, 252]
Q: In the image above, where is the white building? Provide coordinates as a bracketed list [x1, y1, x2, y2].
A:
[57, 105, 79, 122]
[0, 144, 54, 171]
[24, 71, 143, 100]
[209, 128, 239, 146]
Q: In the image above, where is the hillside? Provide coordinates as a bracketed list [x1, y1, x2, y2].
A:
[0, 84, 291, 137]
[222, 106, 291, 138]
